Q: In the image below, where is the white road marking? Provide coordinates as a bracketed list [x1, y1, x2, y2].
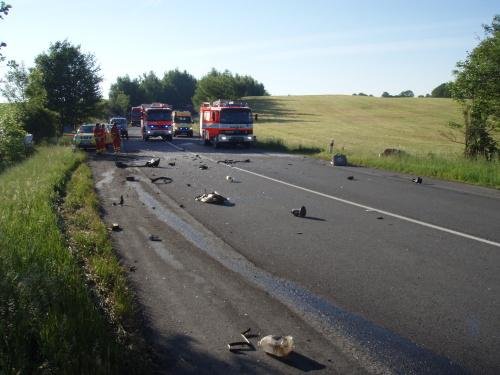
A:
[232, 166, 500, 248]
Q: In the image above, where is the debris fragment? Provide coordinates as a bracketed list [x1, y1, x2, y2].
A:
[111, 223, 122, 231]
[217, 159, 251, 165]
[195, 191, 227, 205]
[199, 164, 208, 170]
[291, 206, 307, 217]
[119, 195, 124, 205]
[168, 162, 176, 166]
[377, 216, 384, 220]
[412, 177, 423, 184]
[330, 154, 347, 166]
[226, 175, 234, 182]
[129, 265, 137, 272]
[149, 234, 161, 241]
[150, 176, 173, 184]
[347, 176, 354, 180]
[186, 183, 191, 187]
[145, 158, 160, 168]
[258, 335, 294, 357]
[228, 329, 256, 353]
[126, 176, 136, 181]
[179, 204, 184, 208]
[112, 202, 117, 206]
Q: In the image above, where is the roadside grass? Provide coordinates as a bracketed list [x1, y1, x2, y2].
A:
[62, 162, 132, 321]
[0, 146, 143, 373]
[247, 95, 499, 188]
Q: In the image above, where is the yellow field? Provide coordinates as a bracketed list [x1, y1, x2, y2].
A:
[247, 95, 464, 157]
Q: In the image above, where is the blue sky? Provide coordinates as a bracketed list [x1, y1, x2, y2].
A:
[1, 0, 498, 98]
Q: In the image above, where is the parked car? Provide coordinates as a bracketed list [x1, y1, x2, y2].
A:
[73, 124, 112, 150]
[109, 117, 129, 139]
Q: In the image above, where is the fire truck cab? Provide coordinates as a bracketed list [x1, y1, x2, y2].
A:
[140, 103, 173, 142]
[199, 99, 255, 148]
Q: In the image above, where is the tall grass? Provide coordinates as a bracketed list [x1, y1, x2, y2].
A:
[0, 146, 134, 373]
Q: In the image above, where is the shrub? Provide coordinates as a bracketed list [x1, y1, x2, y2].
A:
[16, 103, 60, 140]
[0, 108, 26, 167]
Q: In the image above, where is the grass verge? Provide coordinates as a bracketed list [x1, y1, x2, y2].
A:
[0, 146, 146, 373]
[257, 137, 499, 189]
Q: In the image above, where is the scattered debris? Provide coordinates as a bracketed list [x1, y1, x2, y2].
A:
[226, 175, 234, 182]
[347, 176, 354, 180]
[149, 234, 161, 241]
[379, 148, 406, 157]
[331, 154, 347, 166]
[152, 206, 156, 210]
[258, 335, 294, 357]
[129, 265, 137, 272]
[412, 177, 423, 184]
[186, 183, 191, 187]
[195, 191, 227, 205]
[150, 176, 173, 184]
[377, 216, 384, 220]
[217, 159, 251, 165]
[119, 195, 124, 205]
[111, 223, 122, 231]
[228, 329, 256, 353]
[126, 176, 136, 181]
[112, 202, 117, 206]
[291, 206, 307, 217]
[145, 158, 160, 168]
[179, 204, 185, 208]
[168, 162, 176, 166]
[199, 164, 208, 170]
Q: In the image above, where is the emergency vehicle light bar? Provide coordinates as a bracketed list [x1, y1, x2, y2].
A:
[211, 99, 248, 108]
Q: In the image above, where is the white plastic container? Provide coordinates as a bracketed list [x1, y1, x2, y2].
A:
[257, 335, 294, 357]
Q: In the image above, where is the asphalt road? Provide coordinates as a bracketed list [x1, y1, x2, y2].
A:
[91, 127, 500, 374]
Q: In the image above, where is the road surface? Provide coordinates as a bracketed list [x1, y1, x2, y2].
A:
[89, 127, 500, 374]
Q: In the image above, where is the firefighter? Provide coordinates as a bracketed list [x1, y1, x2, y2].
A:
[110, 123, 121, 153]
[94, 124, 106, 154]
[93, 124, 101, 154]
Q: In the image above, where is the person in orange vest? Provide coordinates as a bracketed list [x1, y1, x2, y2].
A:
[110, 123, 121, 153]
[95, 123, 106, 154]
[93, 124, 102, 154]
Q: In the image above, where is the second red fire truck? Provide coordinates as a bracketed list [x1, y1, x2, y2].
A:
[199, 99, 255, 148]
[140, 103, 174, 141]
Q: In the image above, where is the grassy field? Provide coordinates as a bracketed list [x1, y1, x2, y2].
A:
[246, 95, 499, 188]
[0, 146, 144, 373]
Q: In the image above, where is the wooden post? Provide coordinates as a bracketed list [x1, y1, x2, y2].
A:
[328, 139, 334, 153]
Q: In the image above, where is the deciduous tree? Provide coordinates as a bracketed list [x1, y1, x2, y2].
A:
[30, 40, 102, 133]
[451, 15, 499, 158]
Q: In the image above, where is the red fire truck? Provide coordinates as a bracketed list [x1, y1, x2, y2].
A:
[130, 106, 142, 127]
[199, 99, 255, 148]
[140, 103, 173, 141]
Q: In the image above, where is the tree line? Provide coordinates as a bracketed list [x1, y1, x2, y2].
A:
[108, 68, 268, 117]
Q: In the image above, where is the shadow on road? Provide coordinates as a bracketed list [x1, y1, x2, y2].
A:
[268, 351, 326, 372]
[149, 333, 279, 375]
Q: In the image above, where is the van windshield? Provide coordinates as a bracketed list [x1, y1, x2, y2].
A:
[174, 116, 191, 123]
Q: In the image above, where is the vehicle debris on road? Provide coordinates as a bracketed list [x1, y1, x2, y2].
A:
[412, 177, 423, 184]
[228, 328, 257, 353]
[226, 175, 234, 182]
[150, 176, 173, 184]
[330, 154, 347, 166]
[291, 206, 307, 217]
[258, 335, 294, 357]
[347, 176, 354, 180]
[126, 176, 136, 181]
[217, 159, 251, 165]
[149, 234, 161, 241]
[195, 191, 227, 205]
[115, 157, 161, 169]
[111, 223, 122, 231]
[119, 195, 124, 205]
[168, 162, 175, 166]
[199, 164, 208, 170]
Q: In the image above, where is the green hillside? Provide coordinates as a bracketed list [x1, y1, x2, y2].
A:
[246, 95, 498, 188]
[247, 95, 464, 156]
